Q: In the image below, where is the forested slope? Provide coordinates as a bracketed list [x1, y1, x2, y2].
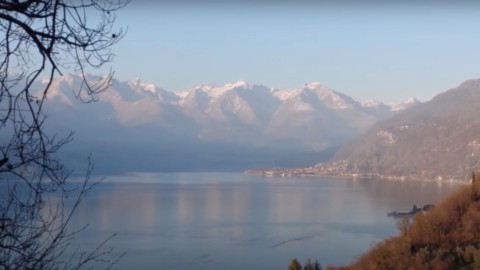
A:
[327, 172, 480, 270]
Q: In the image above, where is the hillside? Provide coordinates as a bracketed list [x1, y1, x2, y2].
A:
[31, 74, 417, 172]
[43, 74, 416, 148]
[332, 78, 480, 181]
[326, 172, 480, 270]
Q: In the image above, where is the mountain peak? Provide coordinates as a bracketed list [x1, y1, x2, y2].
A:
[458, 78, 480, 88]
[389, 97, 420, 111]
[303, 82, 338, 97]
[300, 82, 354, 110]
[225, 80, 249, 89]
[305, 82, 324, 90]
[333, 78, 480, 181]
[128, 78, 159, 94]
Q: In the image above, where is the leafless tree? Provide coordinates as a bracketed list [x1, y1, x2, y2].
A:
[0, 0, 128, 269]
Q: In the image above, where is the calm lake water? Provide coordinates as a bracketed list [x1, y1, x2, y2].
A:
[64, 172, 459, 269]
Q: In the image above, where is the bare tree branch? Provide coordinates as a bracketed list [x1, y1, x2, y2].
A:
[0, 0, 129, 269]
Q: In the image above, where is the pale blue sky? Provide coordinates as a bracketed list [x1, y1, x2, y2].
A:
[109, 1, 480, 102]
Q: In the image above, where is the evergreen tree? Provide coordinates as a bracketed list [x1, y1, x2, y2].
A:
[288, 258, 302, 270]
[303, 258, 322, 270]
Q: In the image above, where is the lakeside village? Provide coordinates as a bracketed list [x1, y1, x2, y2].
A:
[246, 160, 370, 178]
[245, 160, 466, 183]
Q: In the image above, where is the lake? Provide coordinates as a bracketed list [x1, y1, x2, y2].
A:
[65, 172, 459, 269]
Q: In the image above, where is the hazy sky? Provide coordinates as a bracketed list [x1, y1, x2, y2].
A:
[109, 1, 480, 102]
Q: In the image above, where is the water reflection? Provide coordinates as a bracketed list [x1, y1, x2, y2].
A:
[64, 173, 461, 270]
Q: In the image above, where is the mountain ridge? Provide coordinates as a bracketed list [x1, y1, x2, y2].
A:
[36, 73, 419, 172]
[43, 74, 418, 148]
[331, 78, 480, 181]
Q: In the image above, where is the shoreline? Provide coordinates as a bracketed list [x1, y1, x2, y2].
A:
[245, 160, 470, 185]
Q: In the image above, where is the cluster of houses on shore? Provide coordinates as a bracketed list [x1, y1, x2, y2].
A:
[245, 160, 464, 182]
[246, 160, 353, 177]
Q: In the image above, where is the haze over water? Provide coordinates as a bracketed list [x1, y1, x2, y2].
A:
[65, 173, 458, 269]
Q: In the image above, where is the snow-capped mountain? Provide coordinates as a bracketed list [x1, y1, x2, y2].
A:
[388, 97, 421, 112]
[39, 74, 418, 172]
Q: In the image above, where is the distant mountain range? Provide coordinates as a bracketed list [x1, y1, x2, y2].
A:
[332, 78, 480, 181]
[34, 74, 418, 173]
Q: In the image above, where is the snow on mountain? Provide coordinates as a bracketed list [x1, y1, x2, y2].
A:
[41, 73, 83, 105]
[304, 82, 354, 110]
[42, 74, 179, 126]
[224, 80, 249, 91]
[271, 89, 295, 101]
[389, 97, 420, 112]
[129, 78, 158, 94]
[358, 99, 384, 108]
[177, 80, 250, 102]
[40, 74, 419, 150]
